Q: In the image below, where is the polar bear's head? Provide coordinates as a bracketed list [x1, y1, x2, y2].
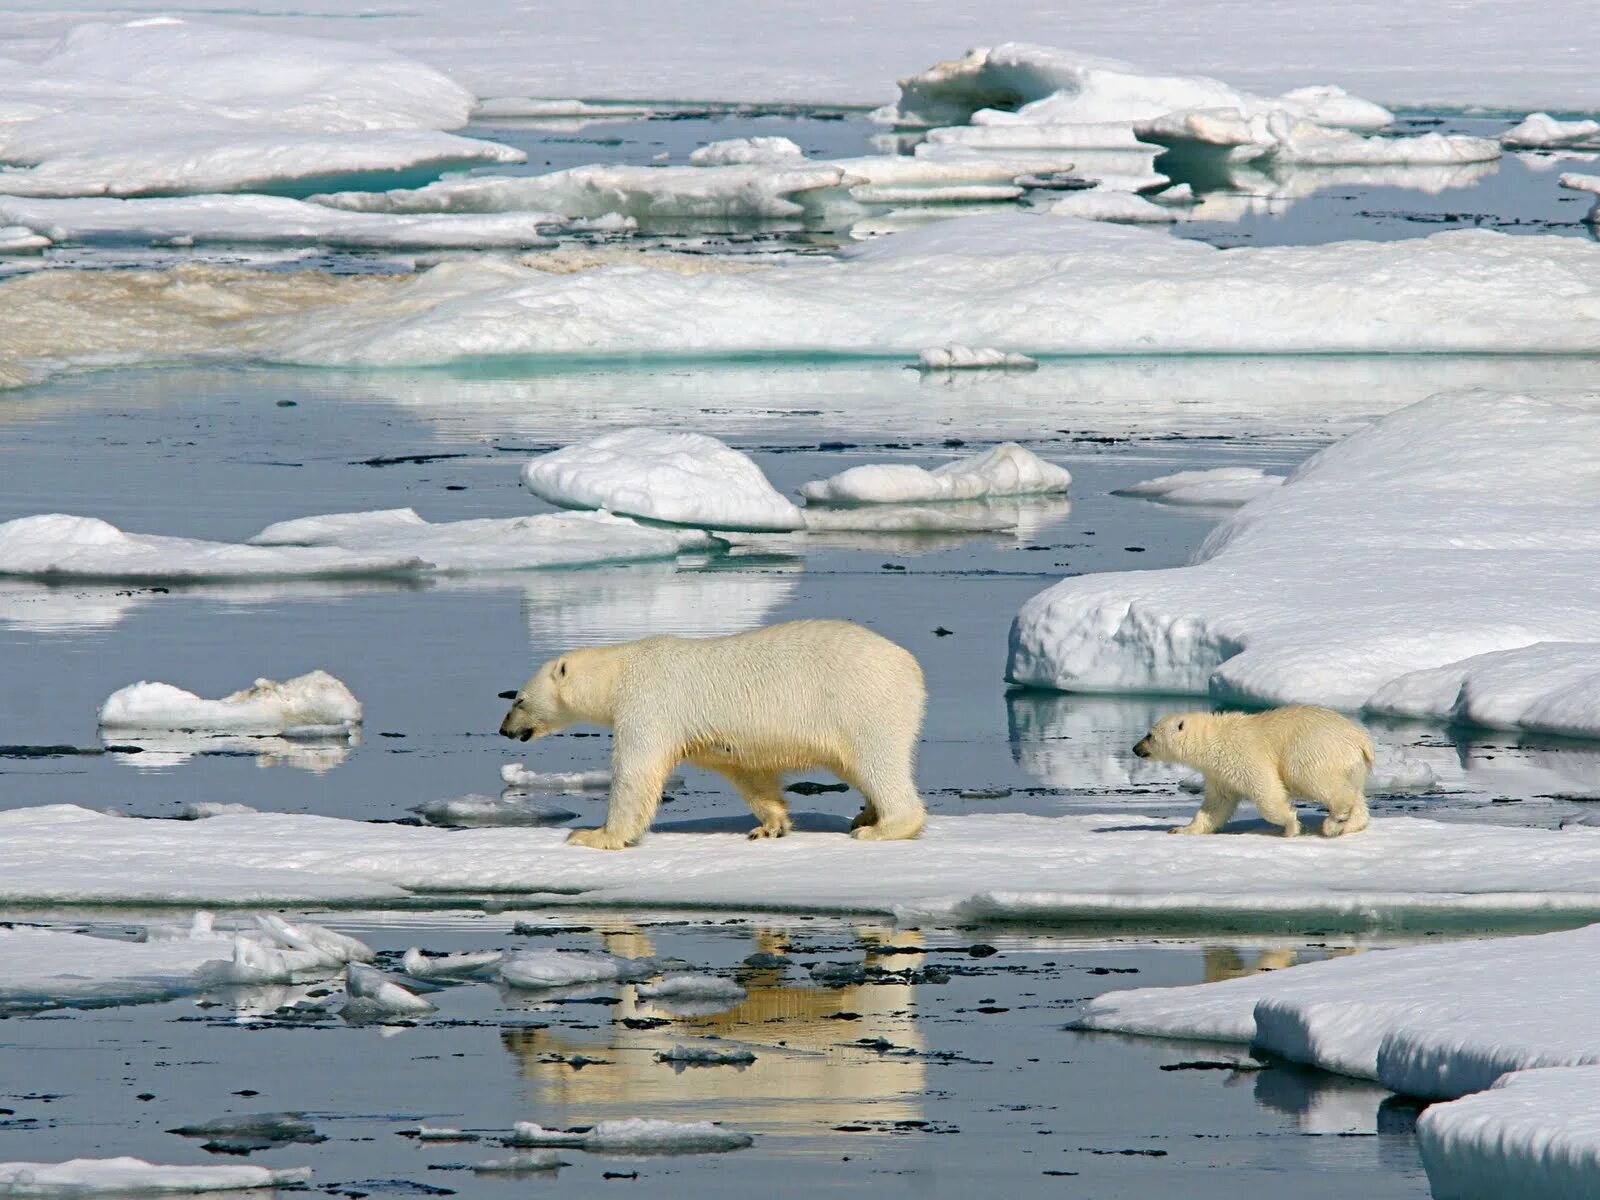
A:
[499, 648, 616, 741]
[1132, 712, 1208, 764]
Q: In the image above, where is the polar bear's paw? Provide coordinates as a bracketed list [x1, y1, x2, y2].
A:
[850, 820, 923, 842]
[748, 820, 792, 840]
[1167, 821, 1212, 835]
[566, 827, 631, 850]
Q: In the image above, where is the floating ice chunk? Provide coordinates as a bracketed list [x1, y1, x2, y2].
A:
[1364, 751, 1440, 794]
[412, 794, 579, 827]
[850, 183, 1021, 204]
[656, 1043, 757, 1065]
[0, 225, 50, 253]
[836, 150, 1081, 188]
[1046, 191, 1177, 222]
[0, 195, 559, 249]
[507, 1123, 589, 1148]
[876, 43, 1392, 130]
[472, 1152, 568, 1173]
[689, 137, 806, 166]
[800, 443, 1069, 505]
[500, 764, 614, 791]
[521, 430, 805, 532]
[169, 1113, 320, 1144]
[500, 950, 659, 989]
[0, 1157, 310, 1195]
[925, 122, 1141, 149]
[98, 670, 360, 736]
[915, 346, 1039, 371]
[1502, 113, 1600, 149]
[1558, 172, 1600, 223]
[1417, 1066, 1600, 1200]
[0, 924, 237, 1010]
[475, 98, 655, 120]
[1115, 467, 1285, 507]
[249, 508, 708, 573]
[178, 801, 259, 820]
[580, 1118, 753, 1155]
[1009, 391, 1600, 708]
[636, 973, 747, 1003]
[413, 1126, 476, 1141]
[342, 963, 436, 1019]
[1368, 643, 1600, 739]
[0, 514, 424, 582]
[255, 914, 374, 965]
[401, 948, 504, 979]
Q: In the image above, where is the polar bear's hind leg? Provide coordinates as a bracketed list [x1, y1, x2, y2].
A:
[719, 767, 792, 839]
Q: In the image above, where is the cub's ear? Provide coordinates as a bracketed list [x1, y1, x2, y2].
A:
[1177, 720, 1185, 731]
[557, 659, 568, 679]
[498, 690, 517, 700]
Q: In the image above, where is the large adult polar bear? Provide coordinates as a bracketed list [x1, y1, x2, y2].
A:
[499, 619, 927, 850]
[1133, 706, 1373, 838]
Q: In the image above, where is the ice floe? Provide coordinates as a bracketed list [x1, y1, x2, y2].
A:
[1501, 113, 1600, 149]
[500, 765, 613, 791]
[401, 949, 504, 979]
[248, 508, 710, 572]
[0, 195, 559, 249]
[1558, 172, 1600, 222]
[0, 1157, 310, 1195]
[1045, 191, 1178, 222]
[342, 962, 436, 1020]
[0, 19, 518, 198]
[1114, 467, 1285, 507]
[509, 1118, 751, 1155]
[798, 443, 1070, 505]
[656, 1043, 757, 1066]
[689, 137, 807, 166]
[1010, 391, 1600, 712]
[0, 225, 49, 253]
[413, 794, 579, 827]
[1368, 643, 1600, 739]
[499, 950, 659, 989]
[521, 429, 806, 532]
[1417, 1066, 1600, 1200]
[1074, 922, 1600, 1099]
[915, 346, 1038, 371]
[636, 974, 748, 1003]
[98, 669, 360, 736]
[8, 805, 1600, 929]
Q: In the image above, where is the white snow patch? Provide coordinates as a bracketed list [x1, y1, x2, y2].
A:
[1010, 391, 1600, 709]
[689, 137, 806, 166]
[1115, 467, 1285, 507]
[0, 1158, 310, 1196]
[499, 950, 659, 989]
[98, 670, 359, 736]
[1502, 113, 1600, 149]
[521, 429, 805, 532]
[799, 443, 1069, 505]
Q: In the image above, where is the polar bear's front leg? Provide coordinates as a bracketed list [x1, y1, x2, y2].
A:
[1170, 782, 1240, 835]
[567, 735, 675, 850]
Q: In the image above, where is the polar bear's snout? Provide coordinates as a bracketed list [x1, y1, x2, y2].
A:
[1132, 736, 1152, 758]
[498, 699, 541, 741]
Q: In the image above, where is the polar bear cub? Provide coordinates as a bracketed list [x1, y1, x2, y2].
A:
[1133, 706, 1374, 838]
[499, 619, 927, 850]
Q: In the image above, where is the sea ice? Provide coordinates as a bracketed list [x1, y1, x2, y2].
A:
[0, 225, 49, 253]
[635, 973, 748, 1003]
[248, 508, 709, 572]
[1417, 1066, 1600, 1200]
[473, 98, 655, 120]
[471, 1151, 568, 1173]
[799, 443, 1070, 505]
[412, 794, 579, 827]
[1501, 113, 1600, 149]
[656, 1043, 757, 1065]
[1367, 643, 1600, 739]
[1009, 391, 1600, 710]
[578, 1118, 753, 1155]
[98, 670, 360, 735]
[1558, 172, 1600, 223]
[1114, 467, 1285, 507]
[342, 962, 436, 1019]
[401, 948, 504, 979]
[499, 950, 660, 989]
[924, 122, 1144, 150]
[500, 765, 614, 791]
[688, 137, 807, 166]
[179, 801, 259, 819]
[521, 429, 806, 532]
[915, 346, 1039, 371]
[1045, 191, 1178, 222]
[0, 1157, 310, 1196]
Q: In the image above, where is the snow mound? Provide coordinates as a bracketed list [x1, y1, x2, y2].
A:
[1368, 643, 1600, 739]
[249, 508, 707, 573]
[1418, 1066, 1600, 1200]
[1009, 391, 1600, 710]
[1502, 113, 1600, 149]
[521, 429, 805, 532]
[500, 765, 613, 791]
[689, 137, 806, 166]
[1115, 467, 1284, 507]
[98, 670, 360, 735]
[636, 973, 747, 1002]
[916, 345, 1039, 370]
[342, 962, 435, 1019]
[1073, 922, 1600, 1098]
[1046, 192, 1178, 222]
[0, 1157, 309, 1196]
[0, 514, 424, 582]
[412, 794, 578, 827]
[499, 950, 659, 989]
[799, 443, 1070, 505]
[401, 948, 504, 979]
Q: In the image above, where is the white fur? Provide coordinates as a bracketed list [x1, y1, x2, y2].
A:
[1134, 706, 1374, 838]
[500, 619, 927, 850]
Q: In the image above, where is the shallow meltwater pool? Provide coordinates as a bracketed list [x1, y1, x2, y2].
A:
[0, 910, 1435, 1200]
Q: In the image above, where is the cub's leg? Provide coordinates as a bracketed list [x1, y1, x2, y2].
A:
[1319, 781, 1370, 837]
[1170, 781, 1241, 835]
[567, 734, 675, 850]
[715, 767, 792, 840]
[1247, 774, 1300, 838]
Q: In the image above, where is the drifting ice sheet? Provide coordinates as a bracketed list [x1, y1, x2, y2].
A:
[1501, 113, 1600, 149]
[1136, 108, 1499, 171]
[8, 805, 1600, 929]
[522, 429, 805, 532]
[1114, 467, 1284, 507]
[499, 950, 659, 988]
[0, 1158, 310, 1196]
[799, 443, 1070, 504]
[98, 669, 360, 735]
[1009, 391, 1600, 716]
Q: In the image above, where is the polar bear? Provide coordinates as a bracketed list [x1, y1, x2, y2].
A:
[1133, 706, 1373, 838]
[499, 619, 927, 850]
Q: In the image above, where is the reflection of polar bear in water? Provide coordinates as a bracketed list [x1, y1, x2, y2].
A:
[500, 619, 927, 850]
[1134, 706, 1374, 838]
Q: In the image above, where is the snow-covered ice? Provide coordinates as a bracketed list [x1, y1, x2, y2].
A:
[1010, 391, 1600, 712]
[915, 346, 1039, 371]
[401, 948, 504, 979]
[472, 1151, 568, 1173]
[509, 1119, 751, 1155]
[688, 137, 807, 166]
[178, 801, 259, 820]
[248, 508, 710, 573]
[9, 804, 1600, 929]
[636, 974, 748, 1003]
[342, 962, 436, 1019]
[1114, 467, 1285, 507]
[500, 765, 613, 791]
[798, 443, 1070, 505]
[499, 950, 660, 989]
[1417, 1066, 1600, 1200]
[1558, 172, 1600, 223]
[0, 1157, 310, 1196]
[521, 429, 806, 532]
[1501, 113, 1600, 149]
[0, 225, 50, 253]
[412, 794, 579, 827]
[1045, 191, 1178, 222]
[98, 669, 360, 735]
[1368, 643, 1600, 740]
[656, 1043, 757, 1065]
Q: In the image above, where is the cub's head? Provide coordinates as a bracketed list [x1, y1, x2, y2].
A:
[498, 654, 576, 742]
[1132, 712, 1206, 763]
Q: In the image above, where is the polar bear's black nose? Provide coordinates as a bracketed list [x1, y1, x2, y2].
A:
[1132, 738, 1151, 758]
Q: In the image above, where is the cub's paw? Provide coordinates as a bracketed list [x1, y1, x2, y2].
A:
[1320, 817, 1346, 838]
[566, 827, 630, 851]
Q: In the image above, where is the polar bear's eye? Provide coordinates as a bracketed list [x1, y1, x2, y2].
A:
[1177, 720, 1185, 731]
[557, 660, 568, 679]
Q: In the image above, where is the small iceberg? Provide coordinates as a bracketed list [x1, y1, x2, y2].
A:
[97, 670, 360, 736]
[800, 443, 1070, 505]
[508, 1119, 751, 1155]
[915, 345, 1038, 371]
[636, 973, 747, 1003]
[1501, 113, 1600, 149]
[655, 1043, 757, 1066]
[401, 948, 504, 979]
